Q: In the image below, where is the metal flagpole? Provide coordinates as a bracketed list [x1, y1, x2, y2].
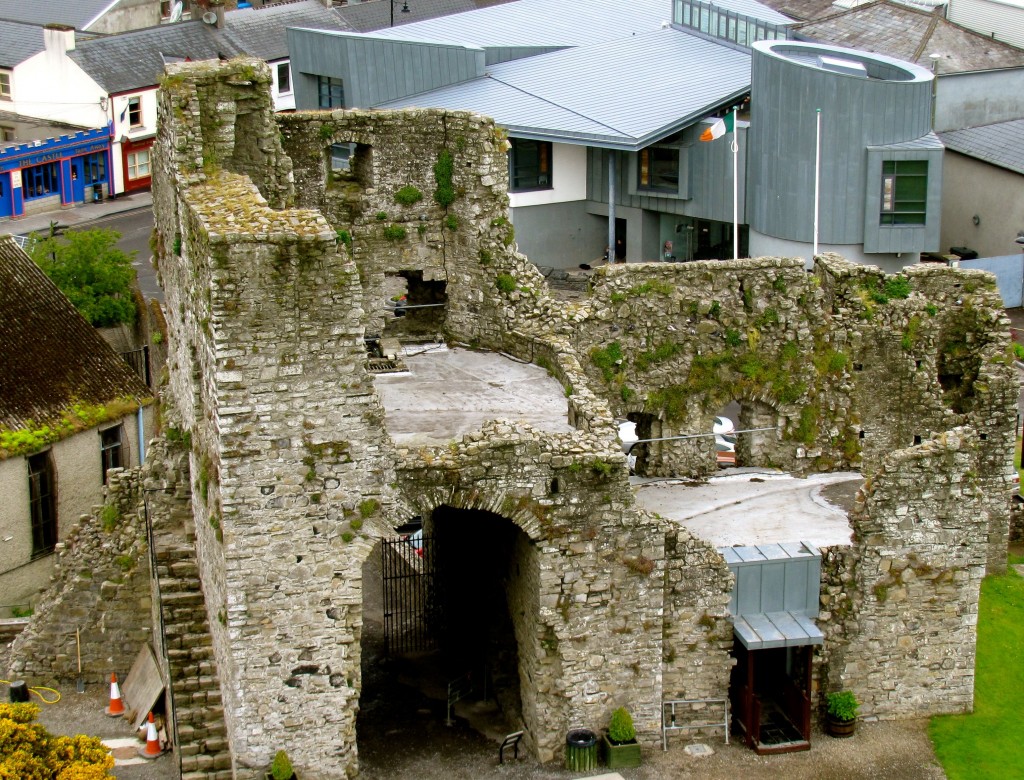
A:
[813, 108, 821, 259]
[731, 108, 739, 260]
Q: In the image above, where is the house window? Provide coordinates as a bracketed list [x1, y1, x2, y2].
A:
[277, 62, 291, 94]
[880, 160, 928, 225]
[509, 138, 552, 192]
[23, 162, 60, 199]
[638, 146, 679, 192]
[28, 451, 57, 558]
[100, 426, 124, 483]
[127, 96, 142, 128]
[0, 71, 10, 100]
[1, 126, 13, 142]
[82, 152, 106, 184]
[317, 76, 344, 109]
[127, 149, 151, 180]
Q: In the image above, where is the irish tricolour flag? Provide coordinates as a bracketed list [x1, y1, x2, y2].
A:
[699, 112, 734, 142]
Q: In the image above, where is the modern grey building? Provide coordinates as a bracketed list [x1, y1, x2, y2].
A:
[288, 0, 942, 271]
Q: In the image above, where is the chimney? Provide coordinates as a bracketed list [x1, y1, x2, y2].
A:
[215, 4, 225, 28]
[44, 23, 76, 54]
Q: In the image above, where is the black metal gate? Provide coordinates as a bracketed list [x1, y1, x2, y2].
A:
[381, 533, 437, 655]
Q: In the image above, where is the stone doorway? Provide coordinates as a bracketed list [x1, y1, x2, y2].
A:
[357, 507, 537, 766]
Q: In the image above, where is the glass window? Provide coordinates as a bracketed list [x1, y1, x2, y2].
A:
[1, 125, 13, 142]
[0, 71, 10, 99]
[82, 152, 106, 184]
[277, 62, 291, 94]
[128, 96, 142, 128]
[317, 76, 344, 109]
[101, 426, 124, 483]
[880, 160, 928, 225]
[127, 150, 151, 180]
[330, 142, 355, 172]
[509, 138, 552, 192]
[638, 147, 679, 193]
[23, 162, 60, 199]
[28, 451, 57, 558]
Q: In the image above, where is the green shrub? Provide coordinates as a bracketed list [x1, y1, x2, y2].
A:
[394, 185, 423, 206]
[336, 229, 352, 249]
[495, 274, 516, 294]
[383, 225, 407, 241]
[884, 276, 911, 300]
[100, 504, 119, 532]
[375, 211, 388, 221]
[270, 749, 294, 780]
[826, 691, 859, 722]
[608, 707, 636, 743]
[445, 214, 459, 231]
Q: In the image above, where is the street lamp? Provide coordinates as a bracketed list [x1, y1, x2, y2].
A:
[390, 0, 410, 27]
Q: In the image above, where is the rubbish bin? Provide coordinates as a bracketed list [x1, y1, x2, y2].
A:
[565, 728, 597, 771]
[93, 185, 104, 203]
[8, 680, 29, 703]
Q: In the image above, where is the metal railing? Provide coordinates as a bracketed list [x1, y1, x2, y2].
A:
[662, 697, 730, 749]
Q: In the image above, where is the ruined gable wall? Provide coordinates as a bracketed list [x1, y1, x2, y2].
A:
[821, 427, 989, 717]
[395, 422, 666, 759]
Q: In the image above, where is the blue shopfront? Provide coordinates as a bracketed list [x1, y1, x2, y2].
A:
[0, 127, 112, 220]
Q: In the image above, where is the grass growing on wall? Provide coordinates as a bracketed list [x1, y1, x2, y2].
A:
[929, 568, 1024, 778]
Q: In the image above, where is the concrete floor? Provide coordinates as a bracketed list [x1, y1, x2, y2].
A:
[374, 345, 575, 446]
[633, 469, 861, 548]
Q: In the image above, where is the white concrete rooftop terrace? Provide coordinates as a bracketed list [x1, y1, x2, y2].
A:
[374, 345, 860, 547]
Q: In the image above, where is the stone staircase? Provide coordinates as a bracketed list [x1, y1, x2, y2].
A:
[155, 541, 233, 779]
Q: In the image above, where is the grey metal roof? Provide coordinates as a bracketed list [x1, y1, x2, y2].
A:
[868, 131, 944, 151]
[0, 0, 114, 29]
[0, 19, 46, 68]
[377, 27, 752, 150]
[791, 0, 1024, 74]
[68, 1, 348, 94]
[939, 118, 1024, 175]
[732, 611, 824, 649]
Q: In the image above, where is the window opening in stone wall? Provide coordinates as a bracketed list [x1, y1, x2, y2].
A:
[101, 425, 124, 484]
[326, 142, 370, 193]
[380, 271, 447, 343]
[28, 451, 57, 558]
[713, 403, 738, 468]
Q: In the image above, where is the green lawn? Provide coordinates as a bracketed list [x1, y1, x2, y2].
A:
[929, 568, 1024, 779]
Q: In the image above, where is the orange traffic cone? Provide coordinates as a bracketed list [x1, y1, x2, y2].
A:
[139, 712, 163, 759]
[106, 673, 125, 717]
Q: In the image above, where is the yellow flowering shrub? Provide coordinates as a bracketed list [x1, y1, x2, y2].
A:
[0, 703, 113, 779]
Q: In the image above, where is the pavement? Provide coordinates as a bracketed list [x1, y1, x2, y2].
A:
[0, 189, 153, 238]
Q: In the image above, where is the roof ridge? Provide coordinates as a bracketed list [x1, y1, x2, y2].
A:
[911, 5, 943, 62]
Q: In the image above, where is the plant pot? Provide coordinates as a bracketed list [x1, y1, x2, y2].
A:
[826, 714, 856, 738]
[601, 733, 642, 769]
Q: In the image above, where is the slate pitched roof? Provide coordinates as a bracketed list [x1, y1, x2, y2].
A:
[68, 0, 349, 94]
[789, 1, 1024, 73]
[0, 0, 113, 30]
[0, 235, 151, 438]
[0, 19, 46, 68]
[939, 118, 1024, 175]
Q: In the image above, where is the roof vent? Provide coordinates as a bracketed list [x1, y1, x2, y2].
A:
[817, 55, 867, 78]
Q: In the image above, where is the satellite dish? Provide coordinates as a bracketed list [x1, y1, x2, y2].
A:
[202, 11, 218, 24]
[168, 0, 183, 22]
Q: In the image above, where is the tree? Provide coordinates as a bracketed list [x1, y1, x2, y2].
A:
[29, 228, 137, 328]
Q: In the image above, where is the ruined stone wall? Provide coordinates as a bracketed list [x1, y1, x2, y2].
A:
[6, 468, 153, 686]
[396, 422, 665, 759]
[820, 428, 988, 717]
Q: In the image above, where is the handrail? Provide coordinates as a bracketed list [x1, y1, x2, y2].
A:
[662, 697, 730, 750]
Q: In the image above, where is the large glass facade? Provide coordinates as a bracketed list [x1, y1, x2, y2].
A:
[674, 0, 789, 47]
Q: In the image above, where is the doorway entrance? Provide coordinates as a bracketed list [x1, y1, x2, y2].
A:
[730, 643, 812, 754]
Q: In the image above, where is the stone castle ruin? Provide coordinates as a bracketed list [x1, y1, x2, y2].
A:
[8, 59, 1017, 779]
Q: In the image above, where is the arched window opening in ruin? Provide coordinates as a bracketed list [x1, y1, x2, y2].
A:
[713, 399, 779, 470]
[325, 141, 371, 190]
[380, 271, 447, 342]
[357, 507, 536, 769]
[625, 412, 658, 476]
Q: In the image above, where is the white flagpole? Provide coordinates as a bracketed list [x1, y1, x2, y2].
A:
[731, 108, 739, 261]
[813, 108, 821, 259]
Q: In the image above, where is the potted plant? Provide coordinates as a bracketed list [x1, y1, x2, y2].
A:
[267, 750, 296, 780]
[825, 691, 859, 738]
[601, 706, 641, 769]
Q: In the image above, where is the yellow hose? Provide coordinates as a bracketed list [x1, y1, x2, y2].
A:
[0, 680, 62, 704]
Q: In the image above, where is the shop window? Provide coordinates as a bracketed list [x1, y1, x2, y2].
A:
[0, 71, 10, 100]
[277, 62, 291, 95]
[82, 152, 106, 185]
[880, 160, 927, 225]
[509, 138, 552, 192]
[100, 425, 124, 483]
[127, 149, 151, 180]
[317, 76, 344, 109]
[28, 451, 57, 558]
[23, 162, 60, 199]
[127, 96, 142, 128]
[638, 146, 679, 193]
